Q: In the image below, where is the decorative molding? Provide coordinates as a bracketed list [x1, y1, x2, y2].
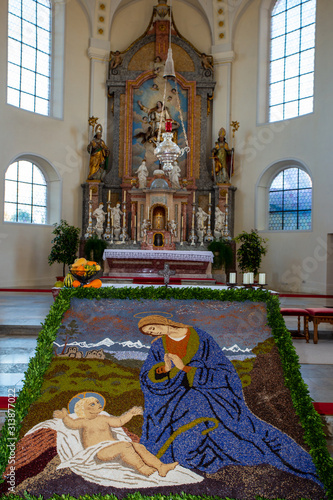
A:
[210, 49, 235, 63]
[88, 37, 110, 60]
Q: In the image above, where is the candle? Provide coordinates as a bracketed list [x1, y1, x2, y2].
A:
[243, 273, 248, 285]
[193, 191, 195, 203]
[108, 190, 111, 202]
[248, 272, 254, 284]
[147, 205, 150, 218]
[209, 193, 211, 204]
[124, 190, 126, 202]
[89, 188, 92, 201]
[226, 192, 228, 205]
[168, 207, 169, 220]
[123, 213, 126, 227]
[111, 215, 113, 227]
[229, 272, 236, 284]
[259, 273, 266, 285]
[134, 214, 137, 228]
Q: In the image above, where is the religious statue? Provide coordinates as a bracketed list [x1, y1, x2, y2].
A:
[93, 203, 107, 239]
[170, 163, 181, 189]
[141, 218, 150, 240]
[196, 207, 208, 244]
[87, 125, 110, 181]
[110, 50, 123, 70]
[201, 53, 214, 72]
[196, 207, 208, 231]
[111, 203, 123, 229]
[168, 219, 176, 235]
[211, 128, 233, 184]
[137, 159, 149, 189]
[214, 206, 226, 240]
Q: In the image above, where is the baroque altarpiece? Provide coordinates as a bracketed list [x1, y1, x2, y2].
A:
[82, 1, 236, 255]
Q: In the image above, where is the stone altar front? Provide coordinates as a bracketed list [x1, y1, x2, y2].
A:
[103, 249, 214, 279]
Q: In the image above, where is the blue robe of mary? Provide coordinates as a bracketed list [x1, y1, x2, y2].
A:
[140, 327, 322, 486]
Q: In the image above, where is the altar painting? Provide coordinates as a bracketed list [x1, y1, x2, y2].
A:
[132, 76, 188, 175]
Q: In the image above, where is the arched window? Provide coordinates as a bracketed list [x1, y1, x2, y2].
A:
[269, 167, 312, 230]
[269, 0, 316, 122]
[7, 0, 52, 115]
[4, 160, 47, 224]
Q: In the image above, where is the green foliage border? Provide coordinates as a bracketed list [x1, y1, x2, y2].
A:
[0, 286, 332, 500]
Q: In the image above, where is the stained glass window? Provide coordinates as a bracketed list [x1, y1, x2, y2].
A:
[269, 167, 312, 230]
[269, 0, 316, 122]
[4, 161, 47, 224]
[7, 0, 51, 115]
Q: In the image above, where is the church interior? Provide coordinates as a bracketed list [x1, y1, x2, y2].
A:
[0, 0, 333, 494]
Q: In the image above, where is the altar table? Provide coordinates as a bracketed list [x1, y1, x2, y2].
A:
[103, 249, 214, 279]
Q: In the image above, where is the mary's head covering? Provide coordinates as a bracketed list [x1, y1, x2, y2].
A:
[138, 315, 189, 336]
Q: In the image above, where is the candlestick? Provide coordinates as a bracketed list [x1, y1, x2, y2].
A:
[108, 190, 111, 202]
[259, 273, 266, 285]
[229, 272, 236, 284]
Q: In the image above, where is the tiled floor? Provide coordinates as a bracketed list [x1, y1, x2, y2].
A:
[0, 291, 332, 456]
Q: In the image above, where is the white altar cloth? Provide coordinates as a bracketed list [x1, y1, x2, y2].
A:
[103, 249, 214, 263]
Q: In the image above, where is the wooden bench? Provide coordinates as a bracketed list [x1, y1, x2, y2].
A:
[304, 308, 333, 344]
[280, 308, 309, 341]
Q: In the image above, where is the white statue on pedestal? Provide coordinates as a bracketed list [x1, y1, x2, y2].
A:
[168, 219, 177, 236]
[170, 163, 181, 189]
[196, 207, 208, 244]
[93, 203, 107, 238]
[214, 206, 226, 240]
[137, 160, 149, 189]
[111, 202, 123, 240]
[141, 218, 150, 241]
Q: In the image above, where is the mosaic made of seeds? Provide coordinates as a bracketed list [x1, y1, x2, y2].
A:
[1, 298, 328, 499]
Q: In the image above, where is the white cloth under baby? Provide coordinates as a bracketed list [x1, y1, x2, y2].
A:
[26, 412, 203, 488]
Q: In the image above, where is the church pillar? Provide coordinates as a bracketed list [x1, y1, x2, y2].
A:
[87, 38, 111, 135]
[210, 51, 235, 143]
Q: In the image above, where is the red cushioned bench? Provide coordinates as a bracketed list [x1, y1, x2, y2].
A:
[280, 308, 309, 341]
[305, 308, 333, 344]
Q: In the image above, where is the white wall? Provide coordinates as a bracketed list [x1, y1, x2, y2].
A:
[0, 0, 90, 286]
[231, 0, 333, 293]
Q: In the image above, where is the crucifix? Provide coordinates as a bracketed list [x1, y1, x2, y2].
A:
[158, 263, 175, 287]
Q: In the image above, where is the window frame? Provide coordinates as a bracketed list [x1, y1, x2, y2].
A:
[6, 0, 65, 119]
[2, 154, 62, 226]
[258, 0, 317, 125]
[4, 159, 48, 225]
[255, 159, 313, 232]
[268, 167, 312, 231]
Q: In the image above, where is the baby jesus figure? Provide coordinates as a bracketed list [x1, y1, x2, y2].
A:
[53, 397, 178, 477]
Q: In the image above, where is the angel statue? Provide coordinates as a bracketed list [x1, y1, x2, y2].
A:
[87, 124, 110, 181]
